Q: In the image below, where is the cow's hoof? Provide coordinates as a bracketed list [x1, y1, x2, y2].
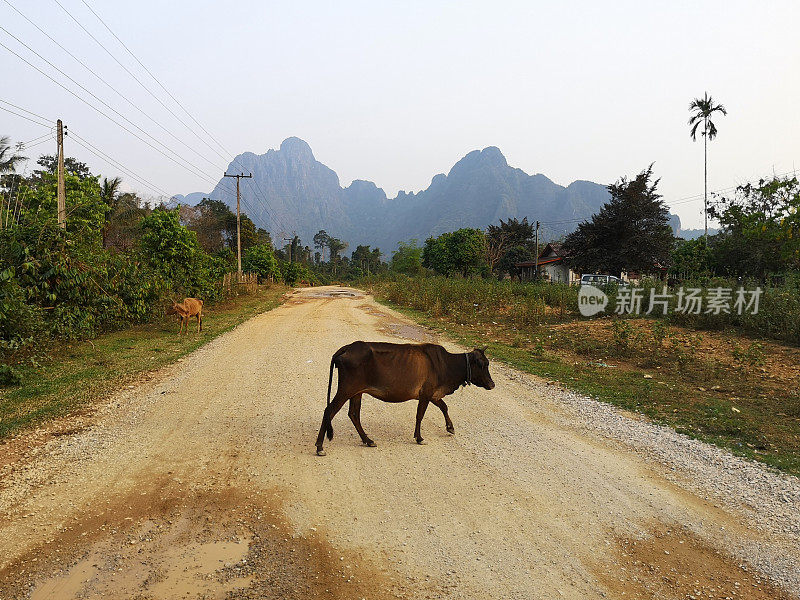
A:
[416, 438, 427, 445]
[316, 449, 327, 456]
[446, 426, 455, 434]
[365, 440, 377, 447]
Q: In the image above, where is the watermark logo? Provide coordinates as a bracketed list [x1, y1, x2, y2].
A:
[578, 285, 608, 316]
[576, 285, 763, 316]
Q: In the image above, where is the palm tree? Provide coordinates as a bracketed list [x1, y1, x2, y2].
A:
[0, 136, 26, 174]
[689, 93, 727, 238]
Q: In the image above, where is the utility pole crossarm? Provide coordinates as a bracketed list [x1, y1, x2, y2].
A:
[223, 172, 253, 277]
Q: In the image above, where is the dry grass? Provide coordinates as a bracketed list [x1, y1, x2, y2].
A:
[368, 278, 800, 475]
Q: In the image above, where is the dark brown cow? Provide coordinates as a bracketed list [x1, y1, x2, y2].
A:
[315, 341, 495, 456]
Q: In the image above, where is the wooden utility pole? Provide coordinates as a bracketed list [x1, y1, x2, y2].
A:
[56, 119, 66, 229]
[534, 220, 540, 279]
[223, 172, 252, 276]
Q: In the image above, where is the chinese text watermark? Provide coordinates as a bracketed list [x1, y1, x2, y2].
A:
[578, 286, 762, 317]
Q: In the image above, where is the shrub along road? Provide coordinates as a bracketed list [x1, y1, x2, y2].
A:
[0, 287, 798, 599]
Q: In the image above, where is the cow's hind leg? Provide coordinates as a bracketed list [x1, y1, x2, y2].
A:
[315, 390, 349, 456]
[348, 394, 376, 447]
[431, 398, 455, 434]
[414, 398, 430, 444]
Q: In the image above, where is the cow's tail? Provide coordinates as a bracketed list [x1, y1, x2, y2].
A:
[325, 355, 336, 440]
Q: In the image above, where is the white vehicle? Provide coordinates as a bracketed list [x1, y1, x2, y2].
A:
[580, 274, 629, 287]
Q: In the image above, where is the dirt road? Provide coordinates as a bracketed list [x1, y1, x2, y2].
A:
[1, 287, 798, 599]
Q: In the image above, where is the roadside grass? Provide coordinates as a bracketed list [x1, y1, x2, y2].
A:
[369, 289, 800, 477]
[0, 286, 288, 439]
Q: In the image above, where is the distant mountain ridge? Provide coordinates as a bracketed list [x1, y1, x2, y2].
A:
[174, 137, 681, 252]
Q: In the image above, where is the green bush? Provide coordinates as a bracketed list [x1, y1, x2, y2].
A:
[0, 207, 231, 363]
[0, 266, 42, 358]
[244, 244, 280, 282]
[280, 261, 316, 286]
[422, 229, 488, 277]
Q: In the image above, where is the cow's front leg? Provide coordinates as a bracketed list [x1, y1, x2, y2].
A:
[414, 398, 430, 444]
[431, 398, 454, 434]
[348, 394, 376, 447]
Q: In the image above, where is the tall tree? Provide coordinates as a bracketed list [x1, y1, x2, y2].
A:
[486, 217, 538, 277]
[563, 165, 673, 277]
[327, 237, 347, 261]
[313, 230, 330, 261]
[289, 235, 302, 263]
[689, 92, 727, 238]
[486, 217, 535, 271]
[188, 198, 232, 253]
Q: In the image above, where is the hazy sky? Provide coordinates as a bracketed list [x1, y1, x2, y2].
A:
[2, 0, 799, 229]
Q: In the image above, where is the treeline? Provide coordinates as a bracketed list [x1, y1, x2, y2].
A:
[244, 229, 389, 284]
[386, 219, 539, 279]
[387, 167, 800, 284]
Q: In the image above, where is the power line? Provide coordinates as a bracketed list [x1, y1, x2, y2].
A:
[65, 0, 293, 235]
[69, 130, 172, 197]
[21, 131, 55, 146]
[78, 0, 231, 160]
[0, 24, 252, 224]
[4, 10, 289, 236]
[0, 44, 244, 202]
[0, 27, 222, 186]
[0, 102, 51, 128]
[52, 0, 230, 165]
[4, 2, 255, 209]
[3, 0, 226, 174]
[0, 97, 52, 122]
[71, 137, 167, 198]
[243, 175, 292, 235]
[540, 218, 585, 225]
[668, 168, 800, 207]
[22, 134, 55, 149]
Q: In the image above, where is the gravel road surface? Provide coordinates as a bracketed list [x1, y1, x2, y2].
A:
[0, 286, 798, 600]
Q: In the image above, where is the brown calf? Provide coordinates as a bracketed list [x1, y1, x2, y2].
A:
[315, 341, 495, 455]
[168, 298, 204, 334]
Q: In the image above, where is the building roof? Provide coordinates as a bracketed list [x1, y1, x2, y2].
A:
[514, 242, 571, 268]
[515, 256, 563, 268]
[539, 241, 566, 259]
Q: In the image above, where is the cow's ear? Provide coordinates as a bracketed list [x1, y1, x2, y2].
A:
[479, 346, 488, 354]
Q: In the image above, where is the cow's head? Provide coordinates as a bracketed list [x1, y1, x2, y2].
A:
[470, 347, 495, 390]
